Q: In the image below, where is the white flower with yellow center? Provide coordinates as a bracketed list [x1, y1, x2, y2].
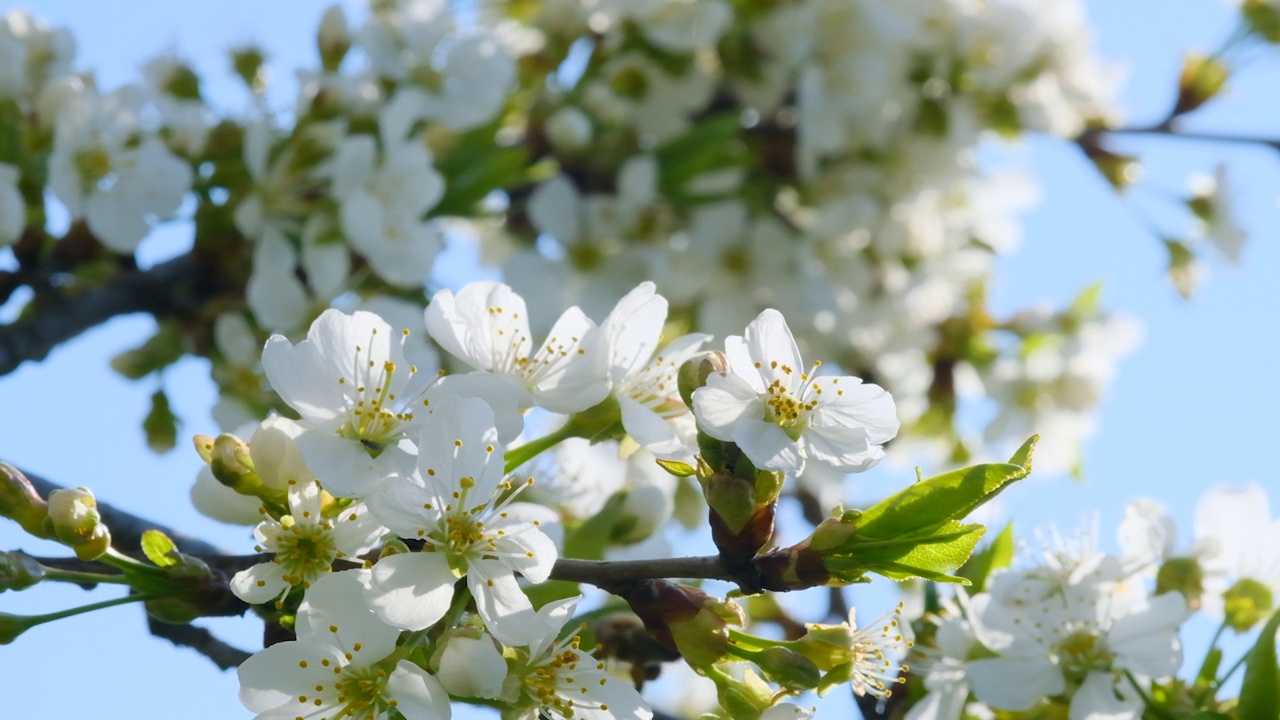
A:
[692, 308, 899, 475]
[503, 596, 652, 720]
[793, 602, 914, 699]
[237, 570, 451, 720]
[263, 308, 522, 498]
[597, 282, 710, 460]
[364, 397, 557, 645]
[230, 480, 384, 606]
[425, 282, 608, 414]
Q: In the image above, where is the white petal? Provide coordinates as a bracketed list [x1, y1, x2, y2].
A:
[732, 417, 804, 474]
[600, 281, 665, 381]
[528, 175, 580, 242]
[469, 559, 538, 646]
[388, 660, 454, 720]
[295, 430, 410, 499]
[619, 395, 687, 459]
[416, 396, 504, 500]
[436, 635, 506, 699]
[692, 374, 761, 441]
[965, 656, 1064, 711]
[230, 563, 289, 605]
[494, 522, 558, 583]
[298, 570, 401, 660]
[367, 477, 437, 536]
[1069, 671, 1140, 720]
[744, 308, 805, 393]
[237, 641, 341, 712]
[366, 552, 457, 631]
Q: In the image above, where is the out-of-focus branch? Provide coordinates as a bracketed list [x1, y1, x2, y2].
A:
[0, 251, 206, 377]
[146, 616, 253, 670]
[1100, 124, 1280, 150]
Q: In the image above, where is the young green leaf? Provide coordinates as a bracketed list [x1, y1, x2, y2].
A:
[141, 529, 179, 568]
[958, 521, 1015, 593]
[856, 436, 1036, 540]
[1238, 609, 1280, 720]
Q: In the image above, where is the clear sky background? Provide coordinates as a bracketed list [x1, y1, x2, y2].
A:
[1, 1, 1277, 717]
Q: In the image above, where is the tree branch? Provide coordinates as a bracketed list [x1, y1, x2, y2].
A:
[146, 616, 253, 670]
[0, 251, 206, 377]
[1096, 125, 1280, 151]
[549, 555, 733, 586]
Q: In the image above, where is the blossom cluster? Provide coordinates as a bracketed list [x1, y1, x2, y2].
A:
[0, 0, 1181, 478]
[188, 279, 903, 719]
[903, 484, 1280, 720]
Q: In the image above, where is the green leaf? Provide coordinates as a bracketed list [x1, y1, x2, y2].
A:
[957, 521, 1015, 593]
[431, 122, 531, 216]
[143, 390, 179, 454]
[110, 323, 186, 380]
[655, 458, 696, 477]
[830, 522, 986, 585]
[141, 529, 179, 568]
[1238, 609, 1280, 720]
[654, 112, 743, 197]
[856, 436, 1036, 540]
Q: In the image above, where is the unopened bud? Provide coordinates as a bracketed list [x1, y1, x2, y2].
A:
[1244, 0, 1280, 43]
[752, 646, 821, 692]
[804, 508, 861, 553]
[0, 463, 50, 537]
[668, 593, 743, 667]
[317, 5, 352, 72]
[45, 487, 112, 560]
[1223, 577, 1273, 632]
[545, 106, 593, 152]
[1176, 53, 1229, 115]
[230, 44, 268, 93]
[0, 552, 45, 592]
[210, 433, 261, 494]
[0, 612, 32, 644]
[678, 351, 727, 408]
[1155, 556, 1204, 608]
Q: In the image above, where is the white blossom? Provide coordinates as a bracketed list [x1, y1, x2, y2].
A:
[231, 480, 384, 605]
[693, 308, 899, 475]
[364, 397, 557, 645]
[237, 570, 452, 720]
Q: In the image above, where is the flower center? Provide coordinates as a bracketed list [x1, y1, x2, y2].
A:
[262, 515, 338, 588]
[299, 662, 396, 720]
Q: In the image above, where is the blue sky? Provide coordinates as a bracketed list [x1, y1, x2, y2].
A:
[1, 1, 1277, 717]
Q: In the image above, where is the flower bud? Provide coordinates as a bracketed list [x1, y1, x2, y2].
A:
[678, 351, 727, 408]
[1155, 556, 1204, 609]
[1223, 577, 1273, 632]
[0, 612, 32, 644]
[752, 646, 821, 692]
[230, 44, 267, 93]
[1175, 53, 1229, 115]
[45, 487, 111, 560]
[803, 507, 860, 553]
[317, 5, 352, 72]
[0, 463, 49, 537]
[210, 433, 261, 495]
[0, 552, 44, 592]
[545, 106, 593, 152]
[1244, 0, 1280, 43]
[620, 580, 741, 668]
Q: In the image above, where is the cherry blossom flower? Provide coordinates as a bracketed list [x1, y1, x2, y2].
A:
[502, 596, 652, 720]
[237, 570, 451, 720]
[262, 309, 521, 498]
[425, 282, 607, 414]
[364, 397, 557, 645]
[692, 308, 899, 475]
[597, 282, 709, 460]
[230, 480, 384, 606]
[966, 564, 1189, 719]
